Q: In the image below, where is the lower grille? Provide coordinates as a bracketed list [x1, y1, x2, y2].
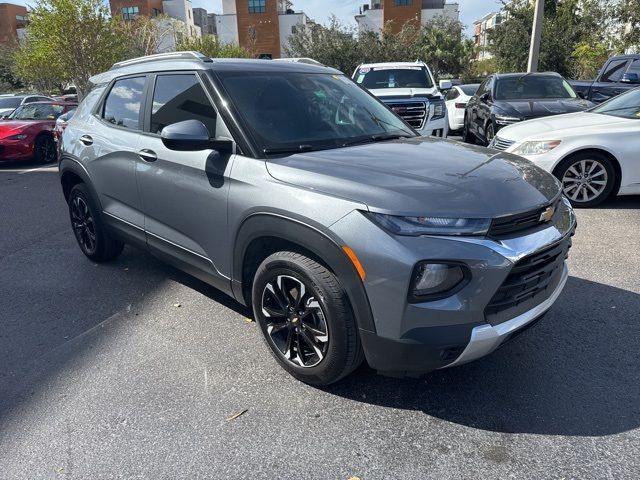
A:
[492, 136, 515, 151]
[383, 100, 427, 129]
[485, 235, 572, 325]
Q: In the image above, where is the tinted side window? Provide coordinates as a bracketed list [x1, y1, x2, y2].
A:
[476, 78, 490, 97]
[103, 76, 145, 130]
[626, 59, 640, 76]
[601, 59, 629, 83]
[446, 89, 459, 101]
[150, 74, 217, 136]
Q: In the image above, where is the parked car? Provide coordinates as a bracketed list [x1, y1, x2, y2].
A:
[54, 108, 76, 142]
[490, 87, 640, 207]
[60, 52, 576, 385]
[352, 61, 450, 137]
[0, 101, 76, 163]
[444, 83, 480, 133]
[570, 54, 640, 104]
[463, 72, 594, 146]
[0, 94, 54, 118]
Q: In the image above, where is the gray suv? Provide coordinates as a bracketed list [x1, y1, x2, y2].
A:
[59, 52, 576, 385]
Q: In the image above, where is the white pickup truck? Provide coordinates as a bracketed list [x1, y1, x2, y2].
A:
[352, 61, 450, 137]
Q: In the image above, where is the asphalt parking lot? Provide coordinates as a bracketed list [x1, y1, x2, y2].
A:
[1, 160, 639, 479]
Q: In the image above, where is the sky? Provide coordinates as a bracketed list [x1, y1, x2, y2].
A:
[9, 0, 504, 33]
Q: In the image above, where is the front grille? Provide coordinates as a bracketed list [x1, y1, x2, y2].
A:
[488, 199, 560, 238]
[383, 100, 427, 129]
[492, 136, 515, 151]
[485, 235, 573, 325]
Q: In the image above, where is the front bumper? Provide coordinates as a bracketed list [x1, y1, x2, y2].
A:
[417, 116, 448, 138]
[0, 139, 33, 161]
[330, 198, 576, 376]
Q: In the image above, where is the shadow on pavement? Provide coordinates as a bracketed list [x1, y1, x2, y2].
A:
[325, 276, 640, 437]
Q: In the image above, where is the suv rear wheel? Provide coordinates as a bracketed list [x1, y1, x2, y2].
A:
[252, 251, 364, 386]
[68, 184, 124, 262]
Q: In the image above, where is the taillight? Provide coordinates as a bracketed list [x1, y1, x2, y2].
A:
[455, 102, 466, 109]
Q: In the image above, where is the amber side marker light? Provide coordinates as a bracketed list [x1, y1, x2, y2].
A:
[342, 246, 366, 281]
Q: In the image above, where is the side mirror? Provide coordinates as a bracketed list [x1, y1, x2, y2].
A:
[439, 79, 453, 91]
[576, 91, 586, 99]
[480, 92, 491, 101]
[161, 119, 232, 152]
[621, 72, 640, 84]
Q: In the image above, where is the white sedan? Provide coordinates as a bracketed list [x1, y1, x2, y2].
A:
[490, 87, 640, 207]
[444, 84, 479, 133]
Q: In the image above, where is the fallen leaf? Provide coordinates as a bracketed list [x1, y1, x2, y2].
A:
[173, 303, 181, 308]
[244, 318, 254, 323]
[347, 476, 362, 480]
[226, 409, 248, 422]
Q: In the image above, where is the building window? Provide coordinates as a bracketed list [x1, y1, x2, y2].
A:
[248, 0, 266, 13]
[121, 6, 139, 20]
[394, 0, 413, 5]
[291, 25, 297, 34]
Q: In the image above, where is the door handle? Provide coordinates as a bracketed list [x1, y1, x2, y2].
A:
[79, 135, 93, 146]
[138, 149, 157, 162]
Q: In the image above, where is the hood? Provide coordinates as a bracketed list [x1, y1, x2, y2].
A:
[0, 108, 16, 116]
[498, 111, 635, 142]
[0, 121, 32, 139]
[266, 137, 560, 218]
[369, 87, 441, 99]
[494, 98, 593, 119]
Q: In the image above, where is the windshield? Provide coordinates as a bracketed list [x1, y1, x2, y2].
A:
[592, 88, 640, 119]
[494, 76, 577, 100]
[460, 84, 480, 96]
[57, 109, 76, 122]
[0, 97, 22, 109]
[218, 71, 415, 153]
[9, 103, 65, 120]
[355, 66, 434, 90]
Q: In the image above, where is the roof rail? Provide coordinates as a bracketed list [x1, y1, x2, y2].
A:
[111, 51, 212, 70]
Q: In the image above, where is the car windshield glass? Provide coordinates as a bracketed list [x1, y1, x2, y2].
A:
[10, 103, 65, 120]
[494, 76, 577, 100]
[592, 88, 640, 119]
[355, 66, 434, 89]
[57, 109, 76, 122]
[218, 71, 415, 153]
[0, 97, 22, 109]
[460, 84, 480, 96]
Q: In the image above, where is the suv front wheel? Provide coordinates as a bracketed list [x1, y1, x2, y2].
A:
[252, 251, 364, 386]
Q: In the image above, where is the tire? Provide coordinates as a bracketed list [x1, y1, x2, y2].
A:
[252, 251, 364, 386]
[554, 152, 616, 208]
[68, 184, 124, 262]
[34, 135, 57, 164]
[485, 121, 496, 146]
[462, 116, 476, 144]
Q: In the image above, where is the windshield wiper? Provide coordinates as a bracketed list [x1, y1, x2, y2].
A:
[263, 144, 317, 155]
[342, 133, 413, 148]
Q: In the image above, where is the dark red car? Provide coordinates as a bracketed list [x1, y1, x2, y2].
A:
[0, 101, 77, 163]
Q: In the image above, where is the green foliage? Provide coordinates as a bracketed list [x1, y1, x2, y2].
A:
[176, 35, 251, 59]
[614, 0, 640, 52]
[14, 0, 129, 96]
[571, 41, 612, 79]
[285, 15, 473, 79]
[0, 47, 24, 92]
[489, 0, 617, 77]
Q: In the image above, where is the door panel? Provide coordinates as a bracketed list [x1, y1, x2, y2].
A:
[136, 72, 233, 285]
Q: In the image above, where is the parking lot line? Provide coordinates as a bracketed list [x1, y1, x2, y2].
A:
[16, 165, 59, 174]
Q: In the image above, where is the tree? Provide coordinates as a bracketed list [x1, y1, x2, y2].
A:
[118, 14, 186, 57]
[175, 35, 250, 59]
[418, 15, 474, 79]
[15, 0, 129, 97]
[614, 0, 640, 52]
[0, 47, 24, 92]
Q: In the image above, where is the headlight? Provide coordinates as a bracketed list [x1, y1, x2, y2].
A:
[494, 114, 523, 125]
[409, 262, 469, 302]
[512, 140, 561, 156]
[7, 134, 28, 140]
[367, 213, 491, 236]
[432, 100, 445, 120]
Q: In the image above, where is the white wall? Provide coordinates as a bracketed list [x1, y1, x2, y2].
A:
[355, 9, 383, 34]
[279, 13, 307, 57]
[420, 3, 459, 25]
[162, 0, 200, 37]
[216, 14, 239, 45]
[222, 0, 236, 15]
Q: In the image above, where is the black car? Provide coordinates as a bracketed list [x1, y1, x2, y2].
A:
[570, 54, 640, 103]
[463, 72, 594, 146]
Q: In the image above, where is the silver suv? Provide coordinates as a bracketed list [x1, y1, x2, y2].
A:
[60, 52, 576, 385]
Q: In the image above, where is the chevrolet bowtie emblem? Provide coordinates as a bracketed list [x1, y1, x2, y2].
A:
[539, 206, 555, 222]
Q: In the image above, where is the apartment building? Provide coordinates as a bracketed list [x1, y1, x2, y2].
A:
[215, 0, 312, 59]
[473, 11, 503, 60]
[110, 0, 200, 36]
[193, 7, 217, 35]
[0, 2, 28, 47]
[355, 0, 459, 35]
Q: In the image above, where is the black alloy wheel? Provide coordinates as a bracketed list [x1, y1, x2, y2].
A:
[34, 135, 57, 164]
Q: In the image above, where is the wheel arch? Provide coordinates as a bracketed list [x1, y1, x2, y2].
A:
[232, 213, 376, 333]
[59, 157, 102, 207]
[553, 147, 623, 197]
